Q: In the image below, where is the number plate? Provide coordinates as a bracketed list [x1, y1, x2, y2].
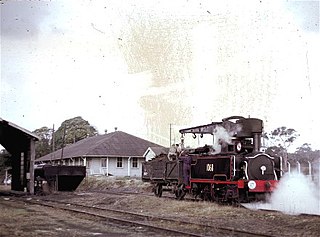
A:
[206, 164, 214, 172]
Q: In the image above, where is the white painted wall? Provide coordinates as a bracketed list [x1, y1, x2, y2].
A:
[87, 158, 103, 175]
[46, 156, 145, 177]
[108, 158, 127, 176]
[128, 158, 144, 177]
[84, 157, 144, 177]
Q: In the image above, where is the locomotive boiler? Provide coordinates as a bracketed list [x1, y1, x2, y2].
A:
[142, 116, 283, 203]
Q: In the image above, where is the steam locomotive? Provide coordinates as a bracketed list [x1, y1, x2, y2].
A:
[142, 116, 283, 203]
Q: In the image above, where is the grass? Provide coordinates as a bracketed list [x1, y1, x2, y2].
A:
[77, 176, 152, 192]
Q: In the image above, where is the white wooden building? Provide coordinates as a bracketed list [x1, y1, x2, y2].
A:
[35, 131, 166, 177]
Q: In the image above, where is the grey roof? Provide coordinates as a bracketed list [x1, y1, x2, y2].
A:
[0, 117, 40, 140]
[36, 131, 165, 161]
[149, 146, 169, 156]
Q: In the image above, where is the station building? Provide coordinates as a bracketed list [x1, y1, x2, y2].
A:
[36, 131, 167, 177]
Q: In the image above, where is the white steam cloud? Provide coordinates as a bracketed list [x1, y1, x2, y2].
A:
[210, 125, 241, 153]
[244, 172, 320, 215]
[181, 124, 241, 153]
[269, 172, 320, 215]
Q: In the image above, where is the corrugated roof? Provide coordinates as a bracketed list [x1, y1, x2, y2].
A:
[36, 131, 165, 161]
[0, 117, 40, 140]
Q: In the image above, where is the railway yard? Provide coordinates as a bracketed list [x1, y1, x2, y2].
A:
[0, 178, 319, 237]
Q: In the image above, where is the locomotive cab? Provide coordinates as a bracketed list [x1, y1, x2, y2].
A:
[230, 138, 254, 154]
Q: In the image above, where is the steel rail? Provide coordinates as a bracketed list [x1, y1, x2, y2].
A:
[23, 198, 208, 237]
[91, 190, 320, 217]
[31, 198, 276, 237]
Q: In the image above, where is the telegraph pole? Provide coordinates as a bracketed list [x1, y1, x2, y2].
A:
[61, 125, 66, 159]
[52, 124, 55, 152]
[169, 123, 172, 147]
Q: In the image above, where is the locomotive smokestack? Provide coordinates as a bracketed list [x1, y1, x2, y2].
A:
[253, 133, 261, 152]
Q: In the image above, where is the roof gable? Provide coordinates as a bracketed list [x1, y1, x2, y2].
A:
[144, 146, 169, 157]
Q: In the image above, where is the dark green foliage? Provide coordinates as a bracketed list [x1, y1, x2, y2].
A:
[33, 126, 53, 158]
[33, 116, 99, 158]
[0, 149, 11, 178]
[290, 143, 319, 163]
[295, 143, 312, 153]
[54, 116, 98, 150]
[269, 126, 299, 148]
[264, 126, 300, 154]
[264, 127, 300, 170]
[265, 145, 286, 157]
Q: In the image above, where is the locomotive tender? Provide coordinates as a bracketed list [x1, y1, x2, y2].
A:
[142, 116, 283, 203]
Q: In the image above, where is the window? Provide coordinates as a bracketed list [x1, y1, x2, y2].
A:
[101, 158, 107, 167]
[117, 157, 123, 168]
[132, 157, 138, 168]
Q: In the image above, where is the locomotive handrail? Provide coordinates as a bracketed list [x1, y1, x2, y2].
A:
[243, 161, 249, 180]
[233, 156, 236, 177]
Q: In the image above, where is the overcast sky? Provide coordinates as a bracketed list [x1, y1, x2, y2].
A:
[1, 0, 319, 150]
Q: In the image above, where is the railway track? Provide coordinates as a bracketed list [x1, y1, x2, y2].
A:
[20, 196, 276, 237]
[91, 189, 320, 217]
[22, 197, 207, 237]
[2, 190, 319, 236]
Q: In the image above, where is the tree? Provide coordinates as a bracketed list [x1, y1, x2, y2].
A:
[33, 126, 53, 158]
[292, 143, 317, 163]
[265, 145, 286, 157]
[295, 143, 312, 154]
[0, 149, 11, 178]
[54, 116, 98, 150]
[268, 127, 299, 149]
[264, 126, 299, 170]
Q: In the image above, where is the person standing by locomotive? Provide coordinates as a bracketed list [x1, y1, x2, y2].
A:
[180, 151, 192, 185]
[168, 144, 181, 161]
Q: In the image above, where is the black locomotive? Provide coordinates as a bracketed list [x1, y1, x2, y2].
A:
[142, 116, 283, 203]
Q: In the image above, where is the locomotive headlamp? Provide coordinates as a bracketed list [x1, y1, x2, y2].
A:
[248, 180, 256, 190]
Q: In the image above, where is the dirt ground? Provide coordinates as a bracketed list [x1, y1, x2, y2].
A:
[0, 177, 319, 236]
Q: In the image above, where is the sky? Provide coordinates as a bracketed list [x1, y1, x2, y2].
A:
[1, 0, 320, 150]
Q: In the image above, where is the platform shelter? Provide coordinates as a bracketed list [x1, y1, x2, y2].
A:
[0, 118, 39, 194]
